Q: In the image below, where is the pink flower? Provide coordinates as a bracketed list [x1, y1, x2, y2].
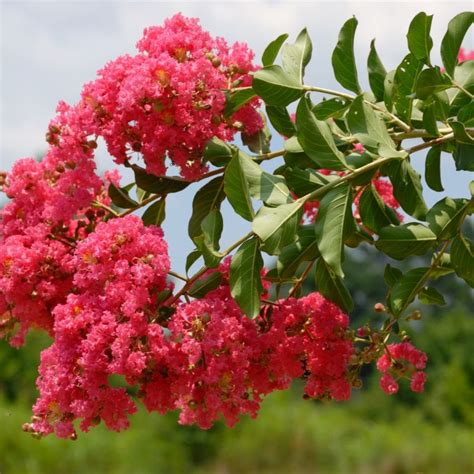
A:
[376, 342, 427, 395]
[380, 373, 399, 395]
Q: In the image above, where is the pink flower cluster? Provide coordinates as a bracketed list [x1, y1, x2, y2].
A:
[376, 342, 427, 395]
[0, 145, 116, 346]
[77, 13, 262, 180]
[25, 252, 354, 438]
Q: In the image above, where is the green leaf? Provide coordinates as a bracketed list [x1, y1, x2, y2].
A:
[252, 201, 303, 255]
[375, 223, 437, 259]
[203, 137, 233, 167]
[393, 54, 423, 124]
[142, 199, 166, 226]
[407, 12, 433, 63]
[451, 234, 474, 287]
[425, 146, 444, 192]
[440, 11, 474, 77]
[315, 257, 353, 312]
[230, 151, 292, 206]
[458, 101, 474, 127]
[274, 225, 320, 278]
[188, 177, 225, 239]
[426, 197, 471, 240]
[418, 286, 446, 306]
[266, 105, 296, 137]
[389, 267, 430, 316]
[367, 39, 387, 102]
[388, 160, 428, 219]
[242, 115, 272, 154]
[331, 17, 361, 94]
[384, 264, 403, 287]
[252, 65, 304, 106]
[229, 237, 264, 318]
[359, 184, 400, 233]
[224, 152, 254, 221]
[262, 33, 289, 67]
[312, 98, 349, 120]
[422, 101, 439, 137]
[449, 60, 474, 112]
[314, 183, 355, 278]
[108, 183, 139, 209]
[224, 88, 257, 117]
[281, 28, 313, 83]
[346, 95, 395, 153]
[430, 253, 454, 279]
[188, 272, 223, 298]
[132, 165, 190, 195]
[453, 143, 474, 171]
[383, 70, 396, 111]
[185, 249, 201, 275]
[415, 67, 452, 99]
[450, 119, 474, 144]
[296, 97, 348, 170]
[195, 209, 224, 268]
[285, 167, 334, 196]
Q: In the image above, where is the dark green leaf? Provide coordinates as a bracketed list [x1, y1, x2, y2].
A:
[185, 249, 201, 275]
[388, 160, 428, 219]
[384, 264, 403, 287]
[407, 12, 433, 63]
[359, 184, 400, 233]
[262, 33, 289, 67]
[296, 97, 348, 170]
[389, 267, 430, 316]
[314, 183, 355, 278]
[418, 286, 446, 306]
[367, 39, 387, 102]
[195, 209, 224, 268]
[108, 183, 139, 209]
[229, 237, 264, 318]
[274, 225, 320, 277]
[451, 234, 474, 287]
[224, 152, 254, 221]
[331, 17, 361, 94]
[426, 197, 471, 240]
[458, 101, 474, 127]
[440, 11, 474, 77]
[142, 199, 166, 226]
[266, 105, 296, 137]
[450, 119, 474, 144]
[252, 201, 303, 255]
[224, 88, 257, 117]
[188, 272, 223, 298]
[453, 143, 474, 172]
[132, 165, 190, 194]
[285, 167, 334, 196]
[415, 67, 452, 99]
[425, 146, 444, 192]
[375, 223, 437, 259]
[242, 115, 272, 154]
[252, 65, 304, 106]
[422, 101, 439, 137]
[315, 257, 353, 312]
[188, 177, 225, 239]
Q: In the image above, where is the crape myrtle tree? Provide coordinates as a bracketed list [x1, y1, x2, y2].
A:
[0, 12, 473, 440]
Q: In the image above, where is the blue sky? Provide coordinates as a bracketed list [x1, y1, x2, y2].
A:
[1, 1, 472, 272]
